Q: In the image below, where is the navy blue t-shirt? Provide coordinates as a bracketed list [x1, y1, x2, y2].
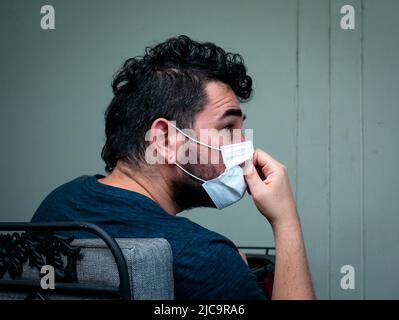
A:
[31, 174, 266, 300]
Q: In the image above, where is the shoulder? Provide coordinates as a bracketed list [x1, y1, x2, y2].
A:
[44, 175, 92, 204]
[31, 175, 91, 222]
[44, 175, 90, 197]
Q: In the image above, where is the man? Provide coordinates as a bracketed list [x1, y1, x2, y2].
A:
[32, 35, 315, 300]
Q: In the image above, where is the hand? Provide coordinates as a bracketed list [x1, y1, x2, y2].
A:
[244, 149, 298, 228]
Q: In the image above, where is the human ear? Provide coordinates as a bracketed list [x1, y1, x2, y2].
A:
[148, 118, 177, 164]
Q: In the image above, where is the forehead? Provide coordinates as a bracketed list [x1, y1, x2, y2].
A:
[195, 81, 241, 123]
[205, 81, 240, 109]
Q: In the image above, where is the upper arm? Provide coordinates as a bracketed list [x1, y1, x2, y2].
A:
[173, 235, 267, 300]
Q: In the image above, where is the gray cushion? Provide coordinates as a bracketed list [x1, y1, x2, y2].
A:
[0, 238, 174, 300]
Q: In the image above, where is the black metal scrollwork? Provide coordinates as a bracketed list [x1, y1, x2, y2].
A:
[0, 231, 81, 282]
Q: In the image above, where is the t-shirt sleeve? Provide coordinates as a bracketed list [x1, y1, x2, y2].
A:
[173, 233, 267, 300]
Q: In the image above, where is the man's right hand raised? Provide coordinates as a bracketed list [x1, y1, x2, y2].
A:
[243, 148, 316, 300]
[244, 149, 298, 229]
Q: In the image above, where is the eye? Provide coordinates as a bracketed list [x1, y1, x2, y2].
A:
[223, 124, 234, 130]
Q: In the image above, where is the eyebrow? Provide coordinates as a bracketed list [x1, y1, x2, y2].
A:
[220, 108, 247, 121]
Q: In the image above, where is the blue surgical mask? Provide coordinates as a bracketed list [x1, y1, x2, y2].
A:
[170, 123, 254, 209]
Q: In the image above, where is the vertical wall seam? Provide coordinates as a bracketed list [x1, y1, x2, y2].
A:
[295, 0, 300, 205]
[328, 0, 332, 300]
[360, 0, 365, 300]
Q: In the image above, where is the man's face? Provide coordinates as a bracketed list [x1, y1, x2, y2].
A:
[172, 81, 246, 210]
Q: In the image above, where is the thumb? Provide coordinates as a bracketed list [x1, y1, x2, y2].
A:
[243, 160, 264, 195]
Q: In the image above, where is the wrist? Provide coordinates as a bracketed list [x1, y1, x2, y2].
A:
[270, 210, 301, 233]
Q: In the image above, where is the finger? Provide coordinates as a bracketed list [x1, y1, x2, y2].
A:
[243, 160, 265, 194]
[246, 185, 252, 195]
[253, 149, 282, 177]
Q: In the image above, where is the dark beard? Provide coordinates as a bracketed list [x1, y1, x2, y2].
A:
[171, 163, 217, 211]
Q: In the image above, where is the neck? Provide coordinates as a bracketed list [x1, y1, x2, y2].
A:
[98, 161, 180, 216]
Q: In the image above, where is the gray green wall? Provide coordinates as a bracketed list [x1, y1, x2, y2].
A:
[1, 0, 398, 299]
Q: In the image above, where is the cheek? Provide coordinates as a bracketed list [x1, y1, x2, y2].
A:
[198, 145, 224, 166]
[195, 146, 226, 180]
[189, 162, 221, 181]
[215, 162, 226, 175]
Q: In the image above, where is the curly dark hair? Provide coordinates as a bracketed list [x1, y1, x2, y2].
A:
[101, 35, 253, 172]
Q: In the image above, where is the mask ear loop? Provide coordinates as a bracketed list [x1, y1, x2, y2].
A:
[169, 122, 221, 183]
[174, 163, 206, 183]
[169, 122, 221, 151]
